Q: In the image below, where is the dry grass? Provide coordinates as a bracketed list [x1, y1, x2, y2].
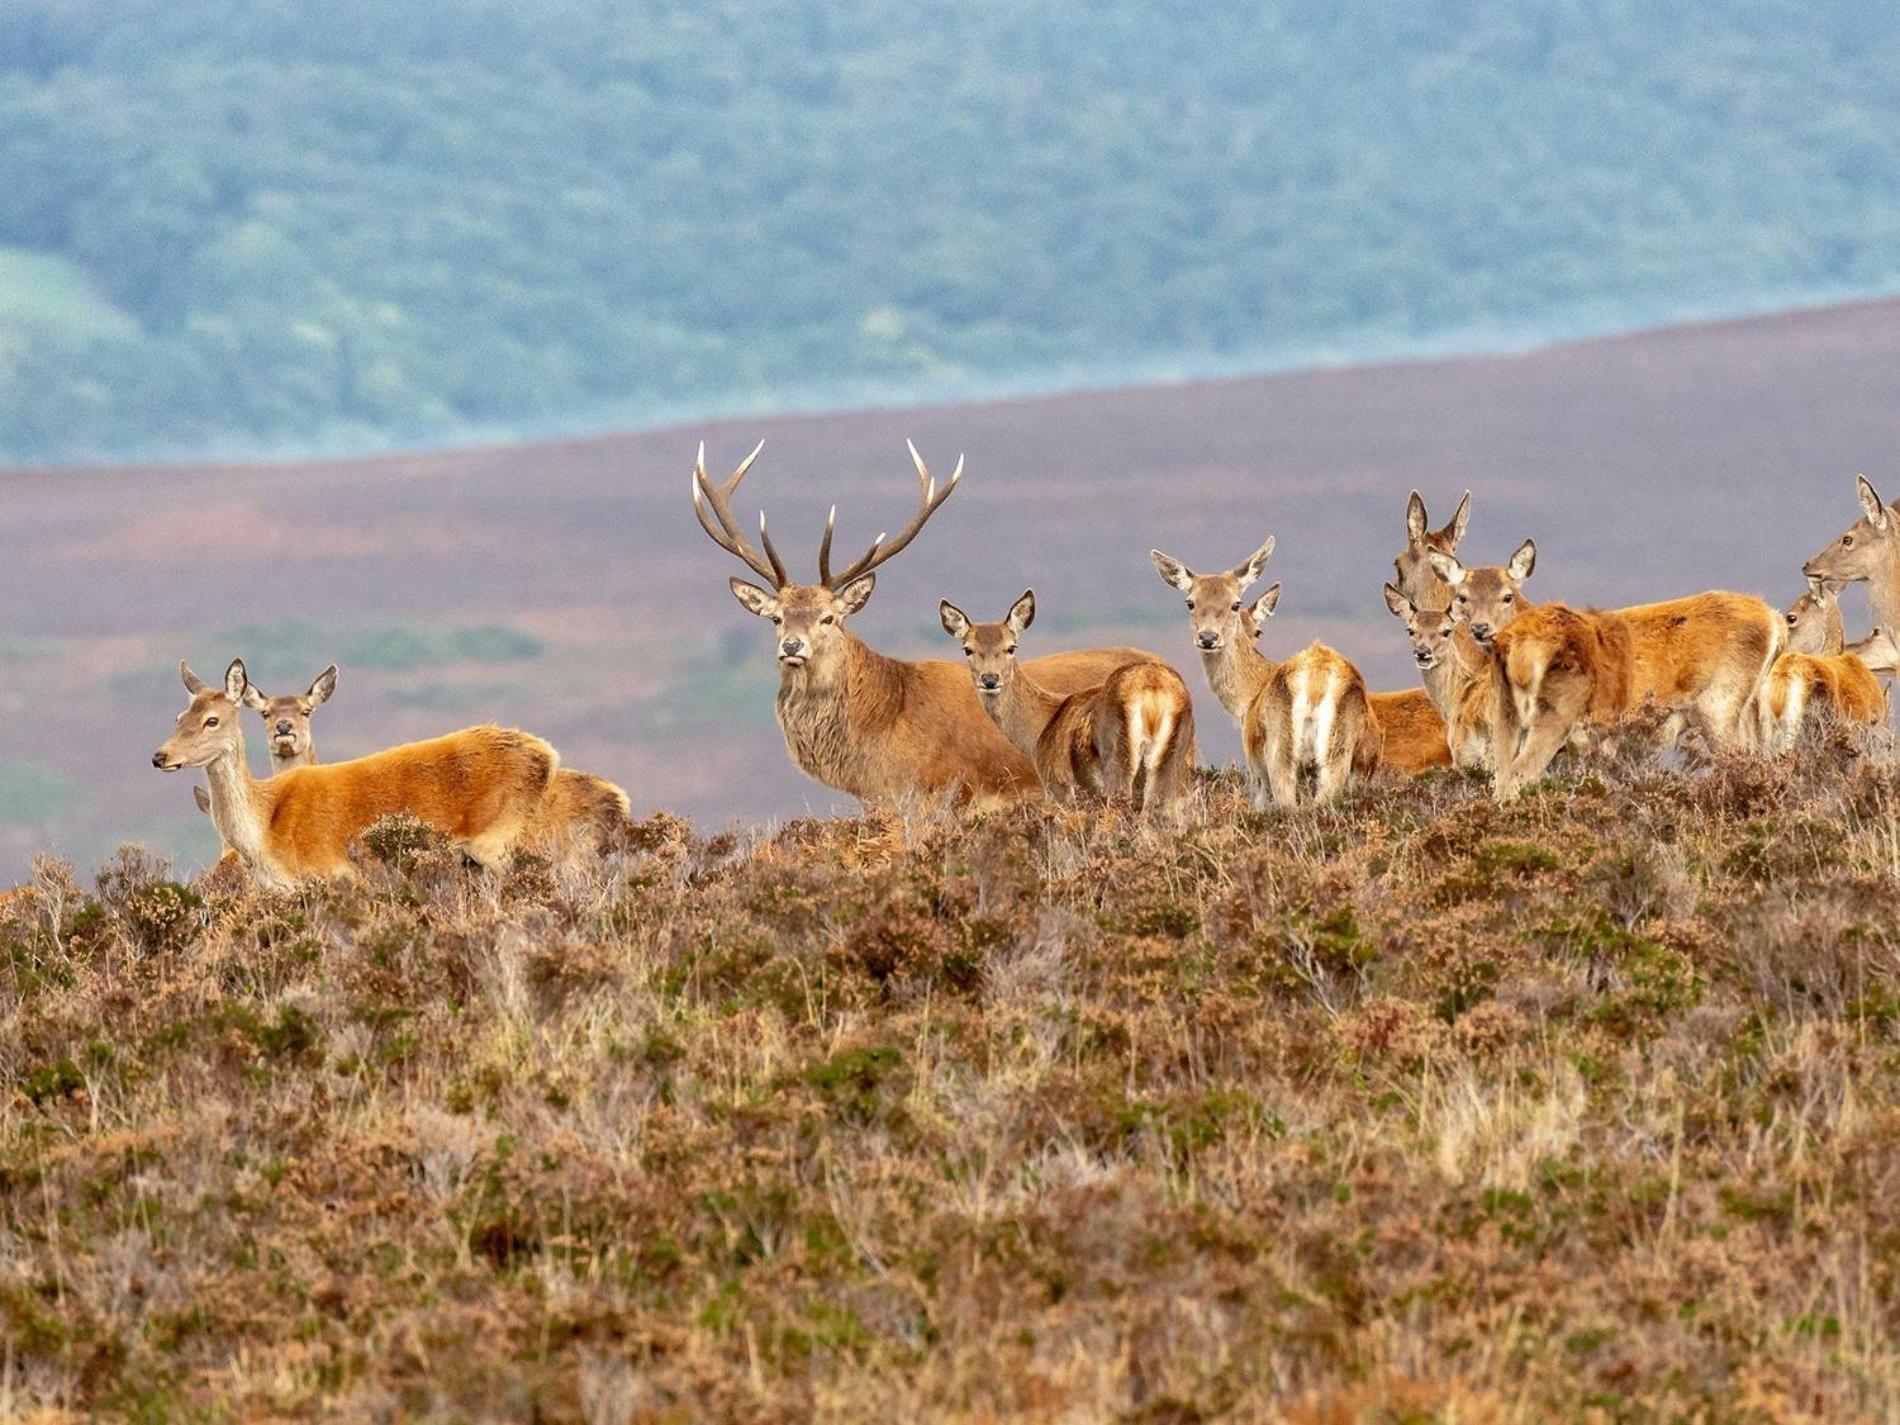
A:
[5, 729, 1900, 1422]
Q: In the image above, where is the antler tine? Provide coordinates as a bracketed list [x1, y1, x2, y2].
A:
[690, 439, 782, 585]
[817, 504, 838, 586]
[757, 510, 789, 587]
[824, 440, 964, 589]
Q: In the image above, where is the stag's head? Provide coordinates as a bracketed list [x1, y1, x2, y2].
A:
[1804, 475, 1897, 587]
[1784, 576, 1844, 657]
[1392, 489, 1471, 610]
[241, 665, 337, 763]
[696, 439, 962, 678]
[939, 591, 1035, 700]
[1383, 582, 1459, 670]
[1149, 537, 1280, 653]
[1428, 539, 1535, 646]
[155, 660, 250, 771]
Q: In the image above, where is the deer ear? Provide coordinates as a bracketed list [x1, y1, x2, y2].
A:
[1246, 584, 1282, 635]
[194, 785, 211, 814]
[729, 578, 778, 618]
[240, 682, 270, 712]
[180, 661, 209, 694]
[1231, 536, 1275, 588]
[1858, 474, 1889, 531]
[1445, 490, 1472, 546]
[1507, 538, 1537, 583]
[837, 574, 876, 616]
[1427, 552, 1466, 587]
[1405, 491, 1428, 541]
[1382, 583, 1413, 619]
[1150, 549, 1193, 593]
[1007, 590, 1036, 634]
[938, 600, 970, 639]
[308, 665, 339, 706]
[1805, 574, 1826, 600]
[223, 659, 249, 704]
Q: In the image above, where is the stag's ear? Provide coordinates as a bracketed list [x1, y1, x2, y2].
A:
[1006, 590, 1036, 635]
[837, 574, 877, 616]
[1404, 491, 1428, 541]
[1231, 535, 1276, 588]
[1445, 489, 1472, 546]
[1427, 552, 1467, 587]
[1150, 549, 1193, 592]
[1507, 538, 1537, 584]
[1382, 583, 1413, 619]
[180, 661, 209, 694]
[1858, 474, 1889, 531]
[308, 664, 339, 706]
[223, 659, 249, 704]
[193, 785, 210, 815]
[240, 682, 270, 712]
[938, 600, 970, 640]
[729, 578, 778, 618]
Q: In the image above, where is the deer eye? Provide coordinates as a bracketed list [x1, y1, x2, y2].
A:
[1787, 612, 1799, 625]
[1005, 646, 1017, 656]
[1502, 593, 1514, 603]
[1456, 594, 1468, 604]
[820, 614, 836, 625]
[1229, 601, 1241, 611]
[1185, 600, 1196, 611]
[1843, 535, 1855, 547]
[963, 648, 973, 658]
[204, 716, 219, 728]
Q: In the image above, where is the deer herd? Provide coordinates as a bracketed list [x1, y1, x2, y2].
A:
[149, 446, 1900, 888]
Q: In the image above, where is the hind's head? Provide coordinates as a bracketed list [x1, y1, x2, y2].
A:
[1784, 575, 1845, 657]
[940, 591, 1036, 702]
[1383, 583, 1459, 671]
[241, 665, 337, 765]
[1428, 539, 1535, 647]
[155, 660, 249, 771]
[1392, 489, 1471, 610]
[1150, 536, 1278, 653]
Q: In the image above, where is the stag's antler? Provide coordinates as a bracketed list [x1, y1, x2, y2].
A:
[820, 439, 964, 589]
[692, 440, 787, 587]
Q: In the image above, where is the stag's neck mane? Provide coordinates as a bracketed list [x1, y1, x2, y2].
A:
[1204, 640, 1278, 720]
[774, 630, 923, 792]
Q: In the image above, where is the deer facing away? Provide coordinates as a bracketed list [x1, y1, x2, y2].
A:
[939, 591, 1196, 817]
[1149, 537, 1380, 806]
[1759, 578, 1885, 752]
[698, 440, 1154, 807]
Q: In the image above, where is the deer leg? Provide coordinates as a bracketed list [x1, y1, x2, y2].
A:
[1498, 714, 1574, 802]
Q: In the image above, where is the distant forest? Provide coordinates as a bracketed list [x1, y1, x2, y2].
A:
[1, 0, 1897, 461]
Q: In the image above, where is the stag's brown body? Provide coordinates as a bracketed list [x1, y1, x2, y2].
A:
[777, 637, 1156, 804]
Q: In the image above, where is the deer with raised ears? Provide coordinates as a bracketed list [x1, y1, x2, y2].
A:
[1804, 475, 1900, 637]
[187, 661, 336, 819]
[938, 591, 1197, 817]
[1148, 539, 1380, 806]
[697, 440, 1155, 806]
[1428, 544, 1783, 797]
[155, 659, 559, 889]
[1392, 489, 1471, 611]
[1758, 578, 1885, 752]
[1383, 584, 1493, 769]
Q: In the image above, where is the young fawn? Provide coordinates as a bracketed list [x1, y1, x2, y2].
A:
[155, 659, 560, 888]
[1429, 541, 1782, 798]
[940, 592, 1196, 816]
[700, 440, 1154, 807]
[1149, 538, 1380, 807]
[1759, 578, 1885, 751]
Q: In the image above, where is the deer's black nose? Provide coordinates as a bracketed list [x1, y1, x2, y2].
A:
[1470, 623, 1492, 642]
[1197, 632, 1220, 649]
[780, 638, 803, 655]
[275, 721, 294, 736]
[151, 751, 167, 768]
[979, 673, 1000, 690]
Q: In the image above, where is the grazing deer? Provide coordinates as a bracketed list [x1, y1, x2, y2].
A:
[1429, 544, 1782, 796]
[697, 440, 1153, 806]
[1148, 539, 1380, 806]
[939, 591, 1196, 816]
[1804, 475, 1900, 638]
[1383, 584, 1493, 769]
[155, 659, 559, 888]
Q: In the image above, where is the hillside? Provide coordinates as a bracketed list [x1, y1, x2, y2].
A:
[2, 295, 1897, 885]
[5, 746, 1899, 1417]
[3, 1, 1900, 459]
